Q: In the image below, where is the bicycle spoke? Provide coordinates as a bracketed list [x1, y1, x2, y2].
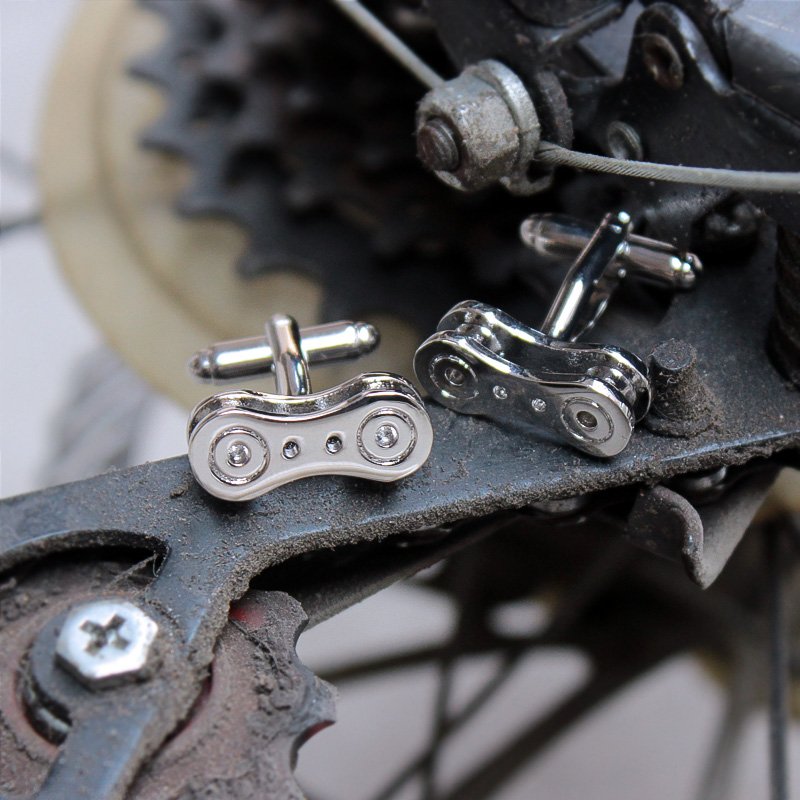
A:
[421, 541, 491, 799]
[439, 651, 669, 800]
[767, 525, 790, 800]
[421, 659, 455, 799]
[693, 657, 754, 800]
[542, 538, 632, 639]
[0, 212, 41, 237]
[367, 538, 638, 800]
[321, 644, 447, 684]
[370, 653, 521, 800]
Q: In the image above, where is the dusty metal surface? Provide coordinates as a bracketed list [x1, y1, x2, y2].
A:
[2, 220, 800, 797]
[12, 0, 800, 796]
[5, 510, 796, 799]
[0, 556, 335, 799]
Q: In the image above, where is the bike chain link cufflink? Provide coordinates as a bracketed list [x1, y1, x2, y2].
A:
[187, 315, 433, 501]
[414, 212, 702, 458]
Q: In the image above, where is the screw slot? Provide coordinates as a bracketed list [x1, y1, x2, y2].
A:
[80, 615, 129, 655]
[493, 385, 508, 400]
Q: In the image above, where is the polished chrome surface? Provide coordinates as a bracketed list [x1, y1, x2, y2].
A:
[415, 301, 650, 458]
[356, 407, 418, 466]
[189, 320, 380, 383]
[188, 374, 433, 501]
[188, 314, 433, 500]
[265, 313, 311, 396]
[541, 212, 632, 341]
[209, 425, 269, 486]
[55, 600, 159, 689]
[520, 213, 702, 290]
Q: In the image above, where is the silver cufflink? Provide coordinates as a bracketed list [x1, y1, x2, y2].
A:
[187, 315, 433, 501]
[414, 212, 701, 458]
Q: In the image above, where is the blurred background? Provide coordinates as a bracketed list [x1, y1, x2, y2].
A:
[1, 2, 797, 798]
[1, 0, 186, 499]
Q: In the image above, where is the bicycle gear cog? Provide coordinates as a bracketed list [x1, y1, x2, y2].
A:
[0, 555, 334, 799]
[131, 0, 535, 328]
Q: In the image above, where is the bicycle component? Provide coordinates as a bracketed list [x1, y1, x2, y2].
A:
[540, 210, 633, 341]
[188, 314, 433, 500]
[415, 301, 649, 458]
[415, 213, 653, 457]
[0, 554, 337, 800]
[24, 1, 800, 796]
[2, 473, 797, 798]
[415, 59, 542, 194]
[127, 0, 527, 345]
[520, 213, 702, 291]
[190, 320, 380, 383]
[55, 600, 159, 689]
[338, 3, 800, 194]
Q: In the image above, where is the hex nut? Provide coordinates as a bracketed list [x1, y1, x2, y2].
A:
[55, 599, 159, 689]
[416, 60, 540, 193]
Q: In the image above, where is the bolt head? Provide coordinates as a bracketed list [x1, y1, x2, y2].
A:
[641, 33, 684, 90]
[55, 600, 159, 689]
[415, 61, 539, 192]
[605, 121, 644, 161]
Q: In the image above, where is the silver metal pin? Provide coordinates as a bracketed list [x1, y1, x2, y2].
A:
[520, 213, 702, 290]
[265, 314, 311, 396]
[541, 211, 632, 341]
[189, 320, 380, 383]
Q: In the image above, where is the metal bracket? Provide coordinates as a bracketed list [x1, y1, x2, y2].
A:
[2, 229, 800, 798]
